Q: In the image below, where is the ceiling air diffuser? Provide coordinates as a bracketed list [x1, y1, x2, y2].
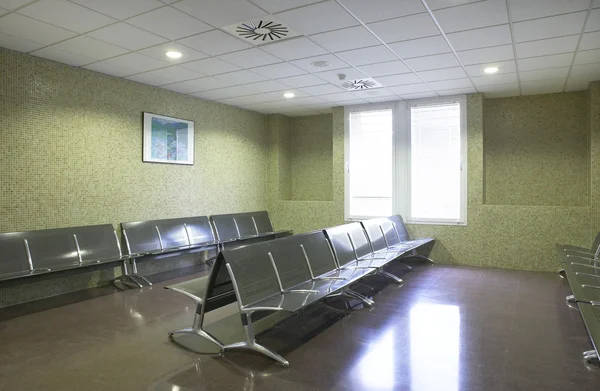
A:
[222, 18, 300, 45]
[342, 78, 383, 91]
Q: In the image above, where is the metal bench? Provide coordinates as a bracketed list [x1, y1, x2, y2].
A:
[387, 215, 435, 263]
[0, 224, 128, 282]
[166, 230, 377, 367]
[556, 232, 600, 277]
[121, 216, 219, 287]
[210, 211, 292, 245]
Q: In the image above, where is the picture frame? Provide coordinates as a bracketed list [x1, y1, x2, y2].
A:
[142, 112, 194, 165]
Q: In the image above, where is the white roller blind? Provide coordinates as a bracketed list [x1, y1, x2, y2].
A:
[348, 109, 393, 218]
[410, 103, 462, 222]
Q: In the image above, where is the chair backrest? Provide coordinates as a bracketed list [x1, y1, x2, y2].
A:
[345, 222, 373, 259]
[389, 215, 410, 242]
[361, 218, 388, 252]
[26, 228, 80, 270]
[74, 224, 121, 262]
[380, 220, 401, 247]
[324, 224, 358, 268]
[210, 213, 241, 242]
[222, 243, 281, 307]
[592, 231, 600, 256]
[234, 214, 260, 237]
[268, 235, 314, 290]
[0, 232, 32, 277]
[155, 219, 190, 250]
[121, 221, 162, 254]
[184, 216, 216, 246]
[293, 230, 338, 277]
[253, 211, 275, 234]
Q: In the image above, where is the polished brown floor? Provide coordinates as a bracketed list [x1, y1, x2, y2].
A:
[1, 263, 599, 391]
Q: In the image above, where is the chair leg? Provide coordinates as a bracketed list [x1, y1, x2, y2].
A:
[583, 350, 598, 363]
[411, 253, 435, 263]
[130, 259, 152, 286]
[377, 269, 403, 284]
[223, 313, 289, 367]
[557, 269, 566, 279]
[343, 288, 374, 307]
[113, 274, 143, 289]
[169, 327, 224, 349]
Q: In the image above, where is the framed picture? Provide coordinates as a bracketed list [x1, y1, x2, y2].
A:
[142, 112, 194, 165]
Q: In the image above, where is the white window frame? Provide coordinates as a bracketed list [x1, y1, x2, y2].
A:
[344, 95, 468, 226]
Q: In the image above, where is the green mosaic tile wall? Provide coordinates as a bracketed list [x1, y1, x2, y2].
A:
[268, 92, 597, 272]
[484, 92, 589, 206]
[290, 114, 333, 201]
[0, 48, 268, 306]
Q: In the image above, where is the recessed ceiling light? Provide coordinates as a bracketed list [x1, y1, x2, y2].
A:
[311, 60, 330, 68]
[283, 92, 295, 99]
[484, 66, 498, 74]
[166, 51, 182, 59]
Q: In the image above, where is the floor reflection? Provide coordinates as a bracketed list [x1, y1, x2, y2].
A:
[410, 303, 460, 391]
[356, 329, 396, 390]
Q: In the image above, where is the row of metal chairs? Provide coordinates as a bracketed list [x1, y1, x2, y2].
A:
[0, 211, 290, 288]
[556, 232, 600, 364]
[166, 215, 434, 367]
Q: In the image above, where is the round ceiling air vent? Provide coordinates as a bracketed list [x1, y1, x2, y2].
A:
[223, 18, 301, 45]
[342, 78, 383, 91]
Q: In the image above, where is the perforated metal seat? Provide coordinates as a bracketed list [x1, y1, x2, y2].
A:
[578, 303, 600, 363]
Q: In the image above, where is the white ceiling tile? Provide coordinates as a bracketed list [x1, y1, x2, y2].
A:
[127, 6, 212, 40]
[388, 35, 451, 59]
[87, 22, 167, 51]
[580, 32, 600, 50]
[437, 87, 477, 95]
[277, 74, 325, 88]
[243, 80, 294, 94]
[161, 80, 205, 94]
[457, 45, 515, 65]
[287, 96, 329, 105]
[397, 91, 438, 99]
[377, 72, 422, 86]
[520, 79, 565, 95]
[418, 67, 467, 82]
[513, 12, 587, 43]
[250, 62, 306, 78]
[0, 0, 35, 10]
[515, 35, 580, 58]
[218, 48, 282, 68]
[212, 69, 268, 86]
[425, 0, 481, 11]
[139, 42, 209, 63]
[278, 108, 323, 117]
[31, 46, 97, 66]
[17, 0, 115, 34]
[595, 0, 600, 8]
[83, 52, 169, 77]
[367, 13, 439, 43]
[173, 0, 267, 27]
[483, 90, 520, 98]
[587, 8, 600, 32]
[433, 0, 508, 33]
[180, 57, 241, 75]
[0, 7, 7, 16]
[464, 60, 516, 76]
[48, 36, 128, 61]
[251, 0, 322, 13]
[0, 13, 76, 46]
[388, 83, 432, 94]
[570, 63, 600, 78]
[218, 94, 278, 106]
[192, 85, 256, 100]
[261, 37, 327, 61]
[517, 53, 574, 71]
[404, 53, 460, 71]
[335, 45, 397, 66]
[318, 91, 362, 102]
[310, 26, 380, 52]
[177, 30, 252, 56]
[339, 0, 425, 23]
[290, 54, 350, 72]
[314, 67, 367, 84]
[358, 60, 411, 77]
[471, 72, 518, 86]
[166, 77, 228, 92]
[507, 0, 591, 22]
[565, 76, 592, 92]
[519, 67, 570, 82]
[300, 83, 346, 95]
[69, 0, 164, 20]
[351, 88, 396, 99]
[446, 25, 512, 51]
[474, 82, 519, 93]
[428, 78, 473, 90]
[276, 1, 358, 35]
[126, 66, 204, 86]
[574, 49, 600, 65]
[0, 31, 43, 52]
[365, 96, 398, 104]
[262, 89, 310, 100]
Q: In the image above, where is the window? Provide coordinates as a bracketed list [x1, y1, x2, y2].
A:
[345, 97, 467, 225]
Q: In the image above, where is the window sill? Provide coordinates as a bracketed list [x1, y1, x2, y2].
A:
[407, 221, 467, 227]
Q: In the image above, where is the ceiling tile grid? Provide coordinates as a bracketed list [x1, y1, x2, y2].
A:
[0, 0, 597, 116]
